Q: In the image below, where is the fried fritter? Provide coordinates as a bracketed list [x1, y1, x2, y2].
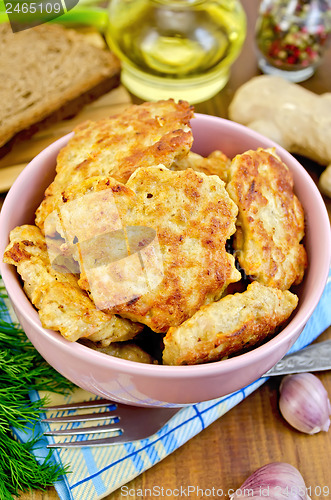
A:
[3, 225, 143, 343]
[226, 148, 307, 290]
[80, 339, 157, 364]
[162, 281, 298, 365]
[35, 99, 194, 232]
[170, 150, 231, 182]
[52, 166, 241, 333]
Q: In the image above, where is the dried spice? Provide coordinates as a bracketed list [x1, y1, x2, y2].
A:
[256, 0, 330, 72]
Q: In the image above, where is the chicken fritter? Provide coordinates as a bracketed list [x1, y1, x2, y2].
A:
[80, 339, 157, 364]
[170, 150, 231, 182]
[35, 99, 194, 232]
[52, 166, 241, 333]
[162, 281, 298, 365]
[226, 148, 307, 290]
[3, 225, 143, 343]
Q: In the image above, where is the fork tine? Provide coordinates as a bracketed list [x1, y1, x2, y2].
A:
[42, 402, 181, 448]
[47, 436, 126, 448]
[40, 399, 115, 411]
[44, 423, 122, 436]
[42, 410, 119, 423]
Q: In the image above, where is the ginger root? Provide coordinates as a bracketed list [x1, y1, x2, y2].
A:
[228, 75, 331, 197]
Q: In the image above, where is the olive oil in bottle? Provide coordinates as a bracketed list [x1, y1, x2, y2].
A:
[106, 0, 246, 103]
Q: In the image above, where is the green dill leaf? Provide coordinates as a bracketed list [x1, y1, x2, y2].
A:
[0, 316, 73, 394]
[0, 431, 70, 496]
[0, 393, 50, 432]
[0, 278, 74, 497]
[0, 349, 36, 378]
[0, 468, 15, 500]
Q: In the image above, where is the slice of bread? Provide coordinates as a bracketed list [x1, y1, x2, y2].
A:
[0, 23, 121, 149]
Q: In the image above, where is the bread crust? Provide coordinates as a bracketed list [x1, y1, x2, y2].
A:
[0, 23, 121, 148]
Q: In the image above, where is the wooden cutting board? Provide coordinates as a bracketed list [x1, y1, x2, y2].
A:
[0, 85, 132, 193]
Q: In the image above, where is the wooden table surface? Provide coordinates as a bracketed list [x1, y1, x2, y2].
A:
[4, 1, 330, 498]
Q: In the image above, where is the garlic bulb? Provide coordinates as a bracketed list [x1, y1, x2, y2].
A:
[230, 462, 311, 499]
[279, 373, 331, 434]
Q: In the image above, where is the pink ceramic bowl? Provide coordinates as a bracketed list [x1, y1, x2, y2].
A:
[1, 114, 330, 407]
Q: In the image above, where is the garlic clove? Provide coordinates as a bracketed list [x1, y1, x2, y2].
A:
[230, 462, 311, 499]
[279, 373, 331, 434]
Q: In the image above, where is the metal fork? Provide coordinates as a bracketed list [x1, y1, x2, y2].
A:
[42, 340, 331, 448]
[41, 399, 181, 448]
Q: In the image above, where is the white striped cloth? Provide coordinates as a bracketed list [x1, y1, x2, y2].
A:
[5, 267, 331, 500]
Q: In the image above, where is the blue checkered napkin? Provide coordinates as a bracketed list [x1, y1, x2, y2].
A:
[4, 267, 331, 500]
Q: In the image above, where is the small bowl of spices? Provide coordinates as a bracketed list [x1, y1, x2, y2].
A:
[255, 0, 331, 82]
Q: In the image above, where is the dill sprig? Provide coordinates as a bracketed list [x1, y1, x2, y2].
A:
[0, 432, 71, 498]
[0, 281, 74, 498]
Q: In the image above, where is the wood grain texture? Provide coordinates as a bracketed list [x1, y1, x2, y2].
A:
[7, 0, 331, 498]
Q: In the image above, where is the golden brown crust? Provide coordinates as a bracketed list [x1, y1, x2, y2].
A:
[3, 225, 143, 342]
[80, 339, 157, 364]
[162, 281, 298, 365]
[52, 166, 240, 333]
[35, 99, 194, 231]
[170, 150, 231, 182]
[3, 89, 308, 366]
[226, 148, 307, 290]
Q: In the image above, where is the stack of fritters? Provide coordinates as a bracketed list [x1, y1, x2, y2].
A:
[4, 225, 142, 344]
[51, 166, 240, 333]
[35, 99, 194, 232]
[3, 99, 307, 365]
